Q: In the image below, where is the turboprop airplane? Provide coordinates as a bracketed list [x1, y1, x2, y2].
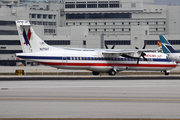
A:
[159, 35, 180, 62]
[15, 20, 177, 75]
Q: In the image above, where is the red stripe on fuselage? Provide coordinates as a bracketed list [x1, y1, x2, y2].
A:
[38, 62, 177, 68]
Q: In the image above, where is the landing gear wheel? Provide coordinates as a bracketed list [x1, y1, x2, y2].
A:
[109, 69, 116, 76]
[92, 71, 100, 75]
[164, 71, 169, 75]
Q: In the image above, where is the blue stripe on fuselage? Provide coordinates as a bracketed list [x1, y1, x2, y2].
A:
[18, 56, 63, 60]
[17, 55, 174, 62]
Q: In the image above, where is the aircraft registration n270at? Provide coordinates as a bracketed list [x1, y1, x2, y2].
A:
[15, 20, 177, 75]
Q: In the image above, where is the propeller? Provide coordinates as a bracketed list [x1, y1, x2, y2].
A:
[104, 44, 108, 49]
[135, 42, 148, 65]
[104, 43, 116, 49]
[142, 42, 147, 49]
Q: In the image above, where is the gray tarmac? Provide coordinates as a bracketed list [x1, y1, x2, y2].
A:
[1, 65, 180, 73]
[0, 79, 180, 118]
[1, 66, 180, 118]
[0, 66, 87, 73]
[1, 65, 180, 77]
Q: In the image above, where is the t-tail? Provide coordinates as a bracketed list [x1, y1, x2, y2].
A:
[159, 35, 179, 53]
[15, 20, 58, 53]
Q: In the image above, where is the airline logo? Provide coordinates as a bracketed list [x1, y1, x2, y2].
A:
[145, 54, 162, 58]
[159, 35, 177, 53]
[157, 41, 162, 53]
[157, 41, 161, 47]
[162, 44, 179, 53]
[23, 28, 31, 46]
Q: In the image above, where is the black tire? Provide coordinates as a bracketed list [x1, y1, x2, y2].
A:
[109, 69, 116, 76]
[92, 71, 100, 75]
[164, 71, 169, 75]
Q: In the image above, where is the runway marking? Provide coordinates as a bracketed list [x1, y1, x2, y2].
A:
[0, 98, 180, 102]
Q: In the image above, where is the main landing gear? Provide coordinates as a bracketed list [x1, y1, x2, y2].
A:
[92, 70, 117, 76]
[108, 69, 116, 76]
[164, 70, 169, 75]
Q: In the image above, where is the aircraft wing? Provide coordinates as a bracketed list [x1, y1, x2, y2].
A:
[102, 49, 157, 54]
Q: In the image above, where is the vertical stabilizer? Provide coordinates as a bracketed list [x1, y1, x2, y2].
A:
[16, 20, 58, 53]
[159, 35, 179, 53]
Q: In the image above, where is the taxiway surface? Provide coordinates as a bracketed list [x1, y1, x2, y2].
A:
[0, 79, 180, 118]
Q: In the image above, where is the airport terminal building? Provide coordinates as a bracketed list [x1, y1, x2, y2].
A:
[0, 0, 180, 65]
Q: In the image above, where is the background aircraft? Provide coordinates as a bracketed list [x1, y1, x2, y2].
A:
[15, 20, 177, 75]
[159, 35, 180, 62]
[157, 40, 163, 53]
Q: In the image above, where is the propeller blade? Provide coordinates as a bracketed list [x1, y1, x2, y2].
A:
[137, 52, 147, 66]
[137, 58, 140, 66]
[104, 44, 108, 49]
[141, 52, 146, 56]
[135, 47, 139, 49]
[142, 55, 148, 61]
[136, 42, 147, 66]
[111, 43, 116, 49]
[142, 42, 147, 49]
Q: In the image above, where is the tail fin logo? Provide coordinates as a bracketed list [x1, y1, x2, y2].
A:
[157, 41, 161, 47]
[157, 41, 163, 53]
[23, 28, 31, 46]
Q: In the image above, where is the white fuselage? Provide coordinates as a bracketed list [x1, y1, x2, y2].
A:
[16, 49, 177, 73]
[167, 53, 180, 62]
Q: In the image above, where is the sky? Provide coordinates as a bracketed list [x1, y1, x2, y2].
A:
[154, 0, 180, 5]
